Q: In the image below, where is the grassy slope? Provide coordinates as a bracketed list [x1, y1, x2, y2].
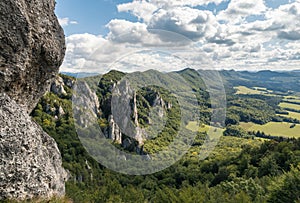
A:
[234, 86, 264, 95]
[186, 136, 264, 161]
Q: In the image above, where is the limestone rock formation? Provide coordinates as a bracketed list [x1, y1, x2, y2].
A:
[58, 106, 65, 117]
[51, 76, 67, 96]
[108, 115, 122, 144]
[73, 81, 100, 129]
[62, 76, 75, 89]
[0, 94, 67, 200]
[111, 80, 146, 146]
[0, 0, 65, 113]
[0, 0, 67, 200]
[152, 93, 166, 118]
[133, 91, 139, 126]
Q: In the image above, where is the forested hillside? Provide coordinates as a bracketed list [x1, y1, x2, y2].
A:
[31, 70, 300, 203]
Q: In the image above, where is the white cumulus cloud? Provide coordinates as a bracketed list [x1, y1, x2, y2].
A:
[217, 0, 267, 23]
[59, 0, 300, 73]
[58, 17, 78, 27]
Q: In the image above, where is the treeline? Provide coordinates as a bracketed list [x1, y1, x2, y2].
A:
[225, 97, 278, 125]
[282, 107, 300, 113]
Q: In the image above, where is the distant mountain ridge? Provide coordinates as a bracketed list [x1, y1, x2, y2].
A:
[60, 72, 101, 78]
[63, 68, 300, 93]
[219, 70, 300, 93]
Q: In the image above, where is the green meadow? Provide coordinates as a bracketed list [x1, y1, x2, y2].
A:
[279, 111, 300, 120]
[279, 102, 300, 111]
[234, 86, 264, 95]
[234, 86, 275, 96]
[240, 122, 300, 138]
[186, 121, 224, 134]
[284, 96, 300, 101]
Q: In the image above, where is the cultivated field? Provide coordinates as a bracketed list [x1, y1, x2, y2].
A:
[279, 102, 300, 111]
[234, 86, 275, 96]
[186, 121, 224, 133]
[284, 95, 300, 101]
[279, 111, 300, 120]
[240, 122, 300, 138]
[234, 86, 264, 95]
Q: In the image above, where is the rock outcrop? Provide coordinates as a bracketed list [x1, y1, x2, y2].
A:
[51, 76, 67, 96]
[152, 93, 166, 118]
[0, 0, 67, 200]
[73, 81, 100, 128]
[0, 0, 65, 113]
[111, 80, 145, 145]
[108, 115, 122, 144]
[0, 94, 67, 200]
[100, 78, 171, 149]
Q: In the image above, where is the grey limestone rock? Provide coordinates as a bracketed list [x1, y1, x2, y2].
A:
[50, 76, 67, 96]
[0, 0, 67, 200]
[0, 93, 67, 200]
[108, 115, 122, 144]
[0, 0, 65, 113]
[73, 81, 100, 129]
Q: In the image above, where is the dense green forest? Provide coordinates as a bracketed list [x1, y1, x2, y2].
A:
[31, 70, 300, 203]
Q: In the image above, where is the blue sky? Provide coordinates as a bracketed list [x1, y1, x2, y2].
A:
[56, 0, 138, 36]
[55, 0, 300, 73]
[55, 0, 229, 36]
[55, 0, 292, 36]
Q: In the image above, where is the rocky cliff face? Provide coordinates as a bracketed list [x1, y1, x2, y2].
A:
[0, 0, 67, 200]
[97, 77, 171, 152]
[51, 76, 67, 96]
[108, 115, 122, 144]
[73, 80, 100, 128]
[109, 80, 151, 147]
[0, 0, 65, 113]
